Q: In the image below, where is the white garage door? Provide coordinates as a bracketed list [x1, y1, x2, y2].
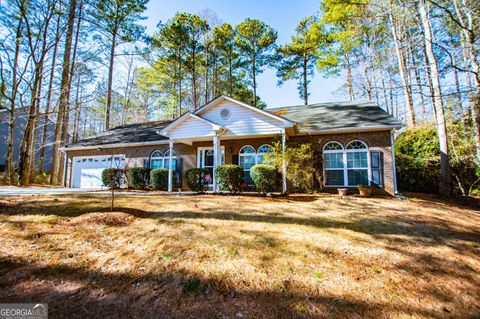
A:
[72, 156, 125, 189]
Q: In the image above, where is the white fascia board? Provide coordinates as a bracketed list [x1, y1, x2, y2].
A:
[61, 140, 170, 152]
[300, 125, 403, 135]
[160, 112, 223, 136]
[196, 95, 295, 128]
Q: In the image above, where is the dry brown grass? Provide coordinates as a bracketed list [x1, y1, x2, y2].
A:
[0, 192, 479, 318]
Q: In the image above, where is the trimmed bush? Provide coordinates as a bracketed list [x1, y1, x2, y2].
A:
[185, 168, 209, 193]
[127, 167, 151, 189]
[215, 164, 243, 193]
[250, 164, 277, 194]
[150, 168, 176, 190]
[101, 168, 125, 189]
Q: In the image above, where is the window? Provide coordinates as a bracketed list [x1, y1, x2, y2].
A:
[164, 149, 177, 171]
[346, 141, 368, 186]
[323, 141, 370, 187]
[257, 144, 274, 164]
[150, 150, 164, 169]
[323, 142, 345, 186]
[238, 144, 274, 184]
[150, 149, 176, 170]
[239, 145, 256, 184]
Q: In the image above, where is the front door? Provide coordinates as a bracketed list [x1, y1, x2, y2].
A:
[198, 147, 225, 184]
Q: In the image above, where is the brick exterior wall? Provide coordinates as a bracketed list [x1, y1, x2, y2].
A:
[65, 130, 396, 194]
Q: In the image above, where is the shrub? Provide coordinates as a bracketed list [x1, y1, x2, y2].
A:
[395, 123, 479, 195]
[150, 168, 177, 190]
[185, 168, 209, 193]
[101, 168, 125, 189]
[215, 164, 243, 193]
[267, 142, 315, 193]
[250, 164, 277, 194]
[33, 172, 50, 185]
[127, 167, 151, 189]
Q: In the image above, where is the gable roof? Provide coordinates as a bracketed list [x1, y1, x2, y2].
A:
[64, 120, 171, 149]
[64, 99, 402, 150]
[160, 112, 223, 136]
[268, 101, 403, 132]
[196, 95, 295, 127]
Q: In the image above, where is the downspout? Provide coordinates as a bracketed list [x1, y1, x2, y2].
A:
[282, 128, 287, 194]
[390, 129, 398, 194]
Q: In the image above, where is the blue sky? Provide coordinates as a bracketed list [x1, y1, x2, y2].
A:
[142, 0, 344, 108]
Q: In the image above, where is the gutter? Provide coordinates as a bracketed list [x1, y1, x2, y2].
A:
[301, 125, 403, 135]
[60, 140, 170, 152]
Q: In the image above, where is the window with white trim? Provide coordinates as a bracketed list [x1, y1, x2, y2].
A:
[323, 142, 345, 186]
[238, 144, 274, 184]
[150, 150, 164, 169]
[346, 141, 368, 186]
[323, 141, 370, 187]
[256, 144, 274, 164]
[150, 149, 176, 170]
[239, 145, 256, 184]
[164, 149, 177, 171]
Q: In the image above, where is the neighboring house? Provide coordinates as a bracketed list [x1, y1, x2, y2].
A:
[62, 95, 403, 193]
[0, 109, 56, 173]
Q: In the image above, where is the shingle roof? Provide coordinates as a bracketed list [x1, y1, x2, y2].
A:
[267, 101, 402, 132]
[67, 120, 171, 148]
[67, 100, 402, 149]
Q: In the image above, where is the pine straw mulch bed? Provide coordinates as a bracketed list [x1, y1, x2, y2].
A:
[0, 192, 479, 318]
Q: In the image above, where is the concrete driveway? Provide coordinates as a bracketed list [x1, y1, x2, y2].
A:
[0, 186, 101, 196]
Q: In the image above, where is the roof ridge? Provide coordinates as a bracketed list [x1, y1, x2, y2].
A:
[267, 100, 376, 111]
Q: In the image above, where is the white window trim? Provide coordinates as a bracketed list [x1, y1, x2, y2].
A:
[323, 140, 371, 187]
[197, 146, 225, 168]
[256, 144, 274, 165]
[238, 145, 256, 172]
[150, 149, 176, 169]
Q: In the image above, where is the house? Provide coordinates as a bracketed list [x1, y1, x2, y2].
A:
[0, 109, 56, 173]
[62, 95, 403, 193]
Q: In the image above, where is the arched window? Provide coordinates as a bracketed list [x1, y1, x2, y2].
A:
[323, 142, 345, 186]
[239, 145, 256, 184]
[345, 141, 368, 186]
[323, 140, 370, 187]
[164, 149, 177, 170]
[257, 144, 273, 164]
[150, 150, 164, 169]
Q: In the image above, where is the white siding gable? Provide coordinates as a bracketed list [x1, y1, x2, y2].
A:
[168, 115, 215, 139]
[199, 100, 284, 136]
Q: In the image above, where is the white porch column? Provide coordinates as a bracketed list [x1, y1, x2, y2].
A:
[168, 139, 174, 192]
[282, 128, 287, 194]
[212, 134, 221, 192]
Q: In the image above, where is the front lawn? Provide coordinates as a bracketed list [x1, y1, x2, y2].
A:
[0, 193, 479, 318]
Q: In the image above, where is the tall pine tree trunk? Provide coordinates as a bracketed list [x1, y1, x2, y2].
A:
[105, 29, 117, 130]
[38, 4, 61, 174]
[303, 55, 308, 105]
[51, 0, 76, 185]
[5, 11, 24, 185]
[389, 2, 415, 128]
[419, 0, 450, 196]
[345, 50, 354, 101]
[452, 0, 480, 164]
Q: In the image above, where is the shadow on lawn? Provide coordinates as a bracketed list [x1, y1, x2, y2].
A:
[1, 197, 479, 249]
[0, 255, 456, 319]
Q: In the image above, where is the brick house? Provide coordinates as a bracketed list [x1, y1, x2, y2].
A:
[62, 95, 403, 194]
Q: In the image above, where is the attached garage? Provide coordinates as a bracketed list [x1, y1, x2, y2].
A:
[71, 155, 125, 188]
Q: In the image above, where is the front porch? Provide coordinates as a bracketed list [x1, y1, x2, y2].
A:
[164, 134, 287, 193]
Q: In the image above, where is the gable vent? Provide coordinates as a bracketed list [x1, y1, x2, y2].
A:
[220, 108, 231, 120]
